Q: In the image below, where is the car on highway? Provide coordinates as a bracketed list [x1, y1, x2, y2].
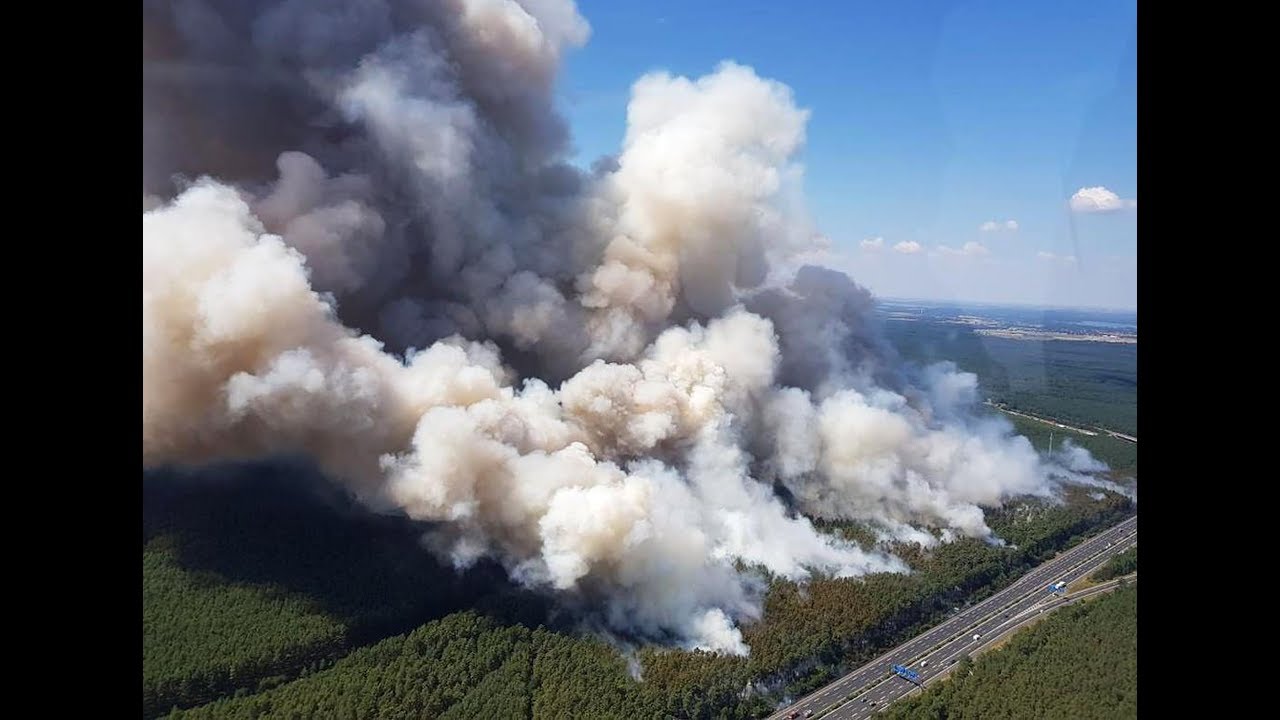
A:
[972, 633, 981, 640]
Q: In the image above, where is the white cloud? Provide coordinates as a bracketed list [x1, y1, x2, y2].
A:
[938, 241, 990, 257]
[980, 219, 1019, 232]
[1037, 251, 1077, 265]
[1069, 186, 1136, 213]
[860, 236, 885, 251]
[893, 240, 922, 254]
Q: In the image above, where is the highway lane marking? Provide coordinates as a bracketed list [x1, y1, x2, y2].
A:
[766, 521, 1135, 719]
[874, 540, 1134, 689]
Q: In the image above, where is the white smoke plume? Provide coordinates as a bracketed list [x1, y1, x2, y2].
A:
[142, 0, 1119, 653]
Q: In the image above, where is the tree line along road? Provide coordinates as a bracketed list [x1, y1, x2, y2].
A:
[766, 515, 1137, 720]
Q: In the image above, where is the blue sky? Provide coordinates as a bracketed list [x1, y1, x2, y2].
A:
[557, 0, 1137, 309]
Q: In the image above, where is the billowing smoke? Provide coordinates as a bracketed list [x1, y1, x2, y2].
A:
[142, 0, 1114, 653]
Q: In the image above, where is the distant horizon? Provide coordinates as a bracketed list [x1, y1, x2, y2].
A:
[874, 294, 1137, 314]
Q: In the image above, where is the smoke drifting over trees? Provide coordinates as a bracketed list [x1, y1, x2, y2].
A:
[143, 0, 1112, 653]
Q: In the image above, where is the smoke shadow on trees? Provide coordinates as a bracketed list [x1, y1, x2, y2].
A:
[143, 458, 560, 642]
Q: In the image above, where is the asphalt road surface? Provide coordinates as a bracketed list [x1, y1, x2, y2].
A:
[767, 516, 1137, 720]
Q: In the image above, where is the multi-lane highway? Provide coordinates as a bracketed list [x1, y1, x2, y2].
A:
[824, 540, 1137, 718]
[767, 515, 1137, 720]
[823, 575, 1138, 718]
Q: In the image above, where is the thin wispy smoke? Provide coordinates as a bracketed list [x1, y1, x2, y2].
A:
[143, 0, 1117, 653]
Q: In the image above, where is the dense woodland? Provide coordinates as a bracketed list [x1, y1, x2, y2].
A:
[169, 612, 668, 720]
[1090, 546, 1137, 583]
[145, 466, 1131, 719]
[1000, 414, 1136, 477]
[883, 319, 1137, 437]
[143, 464, 556, 717]
[884, 584, 1137, 720]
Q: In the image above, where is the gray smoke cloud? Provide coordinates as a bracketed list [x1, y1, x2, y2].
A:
[142, 0, 1117, 653]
